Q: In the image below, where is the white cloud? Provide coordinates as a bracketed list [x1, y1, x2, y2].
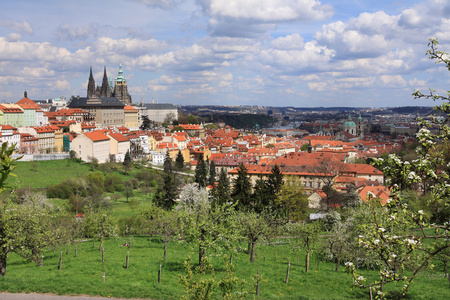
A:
[0, 19, 33, 34]
[271, 33, 304, 50]
[199, 0, 333, 22]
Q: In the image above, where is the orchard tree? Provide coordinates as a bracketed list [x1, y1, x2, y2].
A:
[345, 38, 450, 298]
[177, 184, 240, 266]
[238, 211, 277, 263]
[0, 143, 21, 276]
[275, 176, 309, 221]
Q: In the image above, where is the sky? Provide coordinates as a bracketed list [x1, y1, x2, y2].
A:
[0, 0, 449, 107]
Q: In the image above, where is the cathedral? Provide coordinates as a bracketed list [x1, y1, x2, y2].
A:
[87, 64, 132, 104]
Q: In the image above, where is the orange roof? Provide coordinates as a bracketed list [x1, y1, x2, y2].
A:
[108, 132, 130, 142]
[124, 105, 138, 111]
[359, 186, 391, 204]
[84, 131, 110, 142]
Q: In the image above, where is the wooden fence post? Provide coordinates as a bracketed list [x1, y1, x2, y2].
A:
[256, 270, 260, 296]
[158, 263, 162, 284]
[285, 260, 290, 284]
[58, 251, 62, 270]
[126, 251, 129, 269]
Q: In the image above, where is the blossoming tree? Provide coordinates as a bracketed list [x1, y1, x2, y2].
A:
[346, 38, 450, 298]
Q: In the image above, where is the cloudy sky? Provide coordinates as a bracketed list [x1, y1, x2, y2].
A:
[1, 0, 449, 107]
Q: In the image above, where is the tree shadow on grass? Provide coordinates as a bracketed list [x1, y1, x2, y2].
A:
[162, 261, 184, 272]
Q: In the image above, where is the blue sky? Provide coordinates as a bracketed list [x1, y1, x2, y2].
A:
[0, 0, 449, 107]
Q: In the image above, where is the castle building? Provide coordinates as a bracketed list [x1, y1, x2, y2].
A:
[114, 64, 132, 104]
[87, 64, 132, 104]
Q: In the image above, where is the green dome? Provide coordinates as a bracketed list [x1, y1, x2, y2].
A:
[344, 120, 356, 127]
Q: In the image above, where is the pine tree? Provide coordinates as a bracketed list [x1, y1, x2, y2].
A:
[163, 151, 172, 173]
[194, 154, 207, 188]
[123, 150, 132, 166]
[208, 160, 216, 186]
[140, 115, 152, 130]
[175, 150, 184, 171]
[231, 164, 252, 210]
[212, 168, 230, 207]
[252, 175, 272, 213]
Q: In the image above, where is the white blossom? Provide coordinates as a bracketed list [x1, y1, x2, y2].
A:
[418, 210, 424, 215]
[374, 239, 380, 245]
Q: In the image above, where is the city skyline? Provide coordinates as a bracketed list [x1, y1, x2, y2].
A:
[0, 0, 449, 107]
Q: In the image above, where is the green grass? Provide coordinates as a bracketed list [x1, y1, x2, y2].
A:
[8, 160, 92, 189]
[0, 237, 448, 300]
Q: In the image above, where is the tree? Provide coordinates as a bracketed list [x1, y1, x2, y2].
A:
[313, 156, 345, 210]
[155, 152, 178, 210]
[275, 176, 309, 221]
[164, 112, 176, 125]
[238, 211, 276, 262]
[231, 164, 252, 210]
[287, 222, 320, 273]
[151, 207, 178, 262]
[194, 154, 207, 188]
[345, 38, 450, 298]
[140, 115, 153, 130]
[252, 175, 272, 213]
[208, 160, 216, 187]
[123, 150, 132, 167]
[0, 143, 21, 276]
[211, 168, 231, 207]
[177, 184, 240, 266]
[83, 213, 117, 250]
[176, 150, 185, 171]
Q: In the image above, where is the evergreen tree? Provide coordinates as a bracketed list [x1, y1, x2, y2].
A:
[252, 175, 272, 213]
[231, 164, 252, 210]
[194, 154, 207, 188]
[154, 152, 177, 210]
[123, 150, 132, 166]
[212, 168, 230, 207]
[175, 150, 184, 171]
[208, 160, 216, 186]
[140, 115, 152, 130]
[267, 164, 283, 195]
[163, 151, 172, 173]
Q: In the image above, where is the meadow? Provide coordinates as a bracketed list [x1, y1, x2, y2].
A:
[1, 236, 448, 300]
[1, 160, 449, 299]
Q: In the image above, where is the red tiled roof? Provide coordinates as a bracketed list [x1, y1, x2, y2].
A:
[84, 131, 110, 142]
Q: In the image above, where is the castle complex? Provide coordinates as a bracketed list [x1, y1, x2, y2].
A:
[87, 64, 132, 104]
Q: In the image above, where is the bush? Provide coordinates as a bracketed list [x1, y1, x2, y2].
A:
[104, 173, 124, 193]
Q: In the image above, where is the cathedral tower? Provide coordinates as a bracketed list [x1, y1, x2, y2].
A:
[87, 66, 96, 97]
[114, 64, 132, 104]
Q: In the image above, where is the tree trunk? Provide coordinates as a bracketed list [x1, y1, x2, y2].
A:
[247, 242, 251, 255]
[199, 245, 206, 267]
[335, 257, 340, 272]
[0, 247, 7, 277]
[305, 251, 310, 273]
[250, 241, 257, 263]
[164, 236, 168, 262]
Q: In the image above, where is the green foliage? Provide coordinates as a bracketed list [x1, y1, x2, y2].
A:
[140, 115, 153, 130]
[211, 168, 230, 207]
[208, 160, 216, 187]
[179, 256, 216, 300]
[123, 150, 132, 166]
[176, 150, 185, 171]
[194, 154, 207, 188]
[345, 39, 450, 298]
[231, 164, 252, 210]
[212, 114, 276, 129]
[275, 176, 309, 221]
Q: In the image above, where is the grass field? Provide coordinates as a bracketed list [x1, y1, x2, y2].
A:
[0, 237, 448, 300]
[7, 159, 92, 189]
[1, 160, 449, 299]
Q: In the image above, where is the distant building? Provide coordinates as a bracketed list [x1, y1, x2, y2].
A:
[136, 101, 178, 124]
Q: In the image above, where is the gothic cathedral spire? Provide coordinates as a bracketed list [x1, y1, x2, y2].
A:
[101, 66, 111, 97]
[87, 66, 96, 97]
